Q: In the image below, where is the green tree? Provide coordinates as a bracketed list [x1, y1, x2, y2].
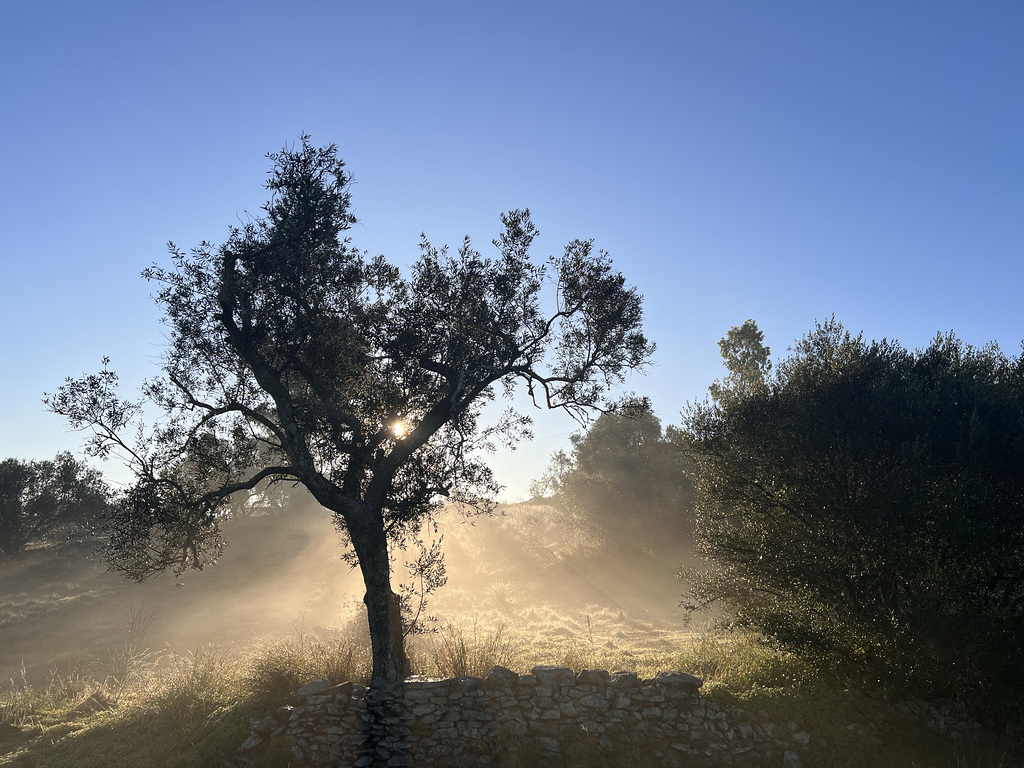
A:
[46, 137, 653, 681]
[708, 318, 771, 402]
[533, 397, 693, 553]
[0, 452, 110, 557]
[682, 318, 1024, 700]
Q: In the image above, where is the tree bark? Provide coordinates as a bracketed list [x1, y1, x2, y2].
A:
[350, 510, 409, 681]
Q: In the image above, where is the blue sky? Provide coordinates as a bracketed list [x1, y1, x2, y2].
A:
[2, 1, 1022, 499]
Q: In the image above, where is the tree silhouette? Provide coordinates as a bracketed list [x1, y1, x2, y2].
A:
[47, 137, 653, 680]
[0, 452, 109, 557]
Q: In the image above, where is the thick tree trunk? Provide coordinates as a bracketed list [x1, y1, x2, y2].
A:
[341, 505, 410, 768]
[349, 511, 409, 682]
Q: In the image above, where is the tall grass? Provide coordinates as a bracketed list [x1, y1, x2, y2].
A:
[670, 629, 813, 691]
[106, 599, 156, 691]
[0, 630, 376, 768]
[419, 622, 520, 678]
[244, 633, 372, 698]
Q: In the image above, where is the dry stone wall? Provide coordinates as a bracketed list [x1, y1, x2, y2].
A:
[229, 666, 811, 767]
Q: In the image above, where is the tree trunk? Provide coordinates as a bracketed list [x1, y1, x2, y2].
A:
[350, 510, 409, 682]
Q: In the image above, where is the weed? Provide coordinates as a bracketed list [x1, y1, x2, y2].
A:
[107, 599, 156, 690]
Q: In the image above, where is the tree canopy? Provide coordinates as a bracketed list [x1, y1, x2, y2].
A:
[532, 397, 693, 554]
[0, 452, 110, 557]
[707, 318, 771, 403]
[47, 137, 653, 680]
[681, 318, 1024, 700]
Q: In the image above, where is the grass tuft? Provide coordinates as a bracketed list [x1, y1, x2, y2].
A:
[418, 621, 520, 678]
[244, 633, 372, 699]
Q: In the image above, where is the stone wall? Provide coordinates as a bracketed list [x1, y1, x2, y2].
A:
[229, 666, 811, 767]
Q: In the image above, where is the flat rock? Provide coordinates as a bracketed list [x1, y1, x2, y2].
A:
[655, 671, 703, 689]
[531, 665, 575, 686]
[297, 678, 332, 699]
[609, 671, 640, 688]
[484, 665, 519, 684]
[576, 669, 610, 685]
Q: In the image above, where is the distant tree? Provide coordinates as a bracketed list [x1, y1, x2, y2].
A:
[0, 452, 110, 557]
[46, 137, 653, 681]
[708, 318, 771, 402]
[681, 318, 1024, 700]
[532, 396, 693, 553]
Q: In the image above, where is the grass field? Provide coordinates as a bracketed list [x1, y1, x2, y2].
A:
[0, 505, 1019, 767]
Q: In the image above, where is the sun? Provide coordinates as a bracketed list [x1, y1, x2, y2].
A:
[391, 420, 408, 438]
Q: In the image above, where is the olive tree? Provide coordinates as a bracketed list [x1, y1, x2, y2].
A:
[0, 452, 110, 557]
[681, 318, 1024, 699]
[47, 138, 653, 681]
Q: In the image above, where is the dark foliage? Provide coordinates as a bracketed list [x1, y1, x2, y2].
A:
[681, 318, 1024, 702]
[0, 452, 110, 557]
[46, 137, 653, 680]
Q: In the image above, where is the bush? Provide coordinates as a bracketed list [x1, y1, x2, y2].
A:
[682, 319, 1024, 705]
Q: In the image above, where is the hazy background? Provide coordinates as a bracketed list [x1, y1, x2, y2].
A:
[0, 499, 693, 685]
[2, 2, 1022, 499]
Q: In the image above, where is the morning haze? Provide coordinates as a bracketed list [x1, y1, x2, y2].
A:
[2, 2, 1022, 766]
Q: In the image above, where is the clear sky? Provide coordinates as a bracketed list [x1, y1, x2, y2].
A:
[2, 1, 1022, 499]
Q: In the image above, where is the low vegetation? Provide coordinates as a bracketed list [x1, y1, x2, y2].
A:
[0, 620, 1018, 767]
[0, 520, 1019, 768]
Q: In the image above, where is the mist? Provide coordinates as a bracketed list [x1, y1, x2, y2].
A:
[0, 497, 694, 687]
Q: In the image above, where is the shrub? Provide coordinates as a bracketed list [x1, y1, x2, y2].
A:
[682, 319, 1024, 705]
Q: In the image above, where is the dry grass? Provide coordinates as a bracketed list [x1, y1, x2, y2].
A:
[0, 634, 366, 768]
[1, 512, 1019, 767]
[244, 632, 373, 699]
[418, 621, 521, 678]
[1, 621, 1019, 768]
